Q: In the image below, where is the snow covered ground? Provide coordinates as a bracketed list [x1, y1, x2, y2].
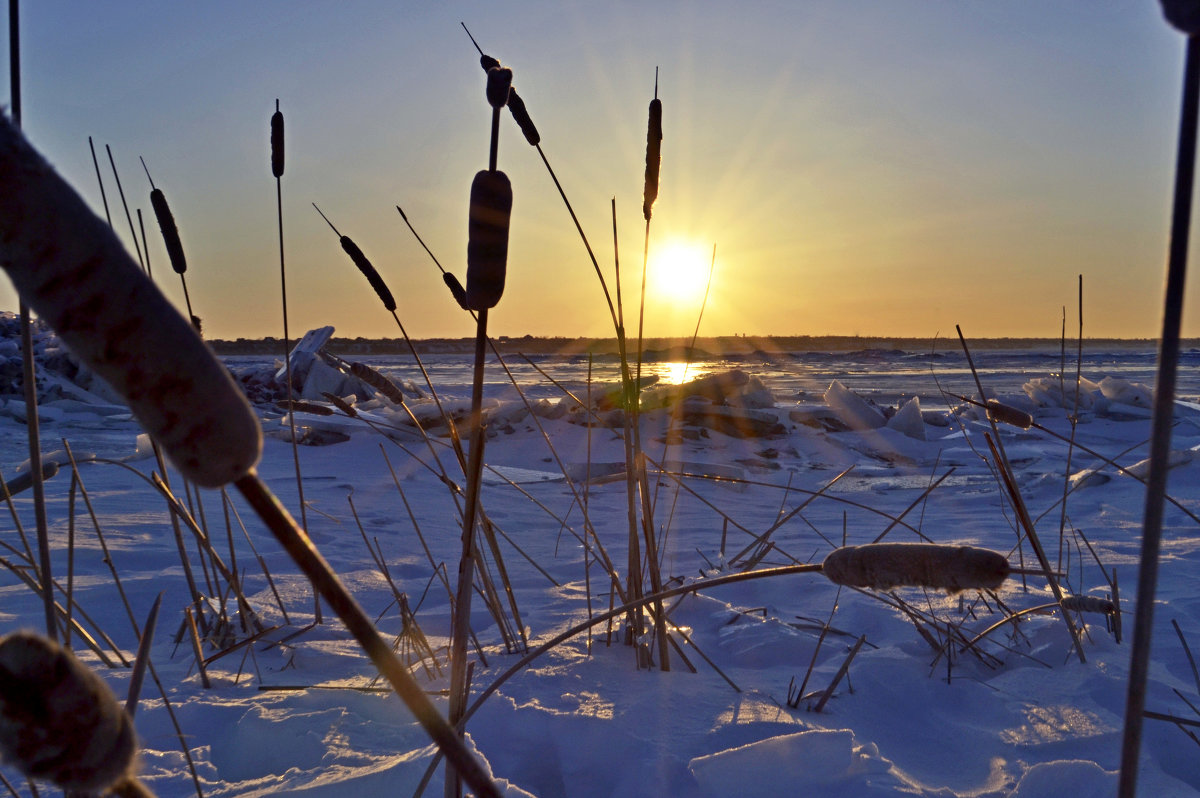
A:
[1, 346, 1199, 797]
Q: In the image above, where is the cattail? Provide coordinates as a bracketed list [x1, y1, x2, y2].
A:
[276, 400, 334, 417]
[1162, 0, 1200, 34]
[0, 631, 137, 792]
[1060, 595, 1116, 615]
[0, 116, 262, 487]
[465, 170, 513, 310]
[148, 189, 186, 275]
[350, 361, 408, 405]
[506, 87, 540, 147]
[480, 54, 500, 71]
[341, 236, 397, 312]
[271, 100, 285, 178]
[986, 399, 1033, 430]
[2, 461, 59, 497]
[322, 392, 359, 418]
[443, 272, 469, 309]
[312, 204, 397, 312]
[486, 66, 513, 110]
[643, 90, 663, 222]
[821, 543, 1010, 592]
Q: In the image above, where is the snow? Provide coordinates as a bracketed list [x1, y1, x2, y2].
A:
[1, 344, 1200, 796]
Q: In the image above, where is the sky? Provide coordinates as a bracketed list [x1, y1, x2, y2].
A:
[1, 1, 1197, 341]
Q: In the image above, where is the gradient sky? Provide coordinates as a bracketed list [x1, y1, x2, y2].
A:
[2, 1, 1197, 341]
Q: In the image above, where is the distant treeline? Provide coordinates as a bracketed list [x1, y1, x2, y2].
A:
[207, 334, 1180, 358]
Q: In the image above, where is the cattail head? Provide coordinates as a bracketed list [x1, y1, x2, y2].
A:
[1161, 0, 1200, 33]
[506, 88, 540, 147]
[340, 236, 397, 312]
[0, 116, 262, 487]
[2, 461, 59, 498]
[276, 399, 334, 417]
[465, 169, 513, 310]
[985, 399, 1033, 430]
[350, 361, 408, 405]
[0, 631, 137, 792]
[322, 392, 358, 418]
[1059, 595, 1116, 615]
[443, 272, 469, 309]
[643, 96, 663, 222]
[480, 54, 501, 71]
[149, 188, 187, 275]
[821, 543, 1010, 593]
[486, 67, 514, 110]
[270, 100, 284, 178]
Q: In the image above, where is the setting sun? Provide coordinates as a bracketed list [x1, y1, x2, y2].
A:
[647, 239, 714, 307]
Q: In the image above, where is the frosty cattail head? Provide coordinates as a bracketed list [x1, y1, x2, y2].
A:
[1161, 0, 1200, 33]
[0, 631, 137, 792]
[2, 461, 60, 498]
[821, 543, 1010, 592]
[443, 272, 469, 309]
[340, 236, 397, 312]
[1059, 595, 1116, 615]
[642, 96, 663, 221]
[507, 88, 540, 147]
[486, 67, 513, 110]
[985, 399, 1033, 430]
[465, 169, 513, 310]
[0, 116, 262, 487]
[270, 100, 285, 178]
[149, 188, 187, 275]
[350, 361, 408, 405]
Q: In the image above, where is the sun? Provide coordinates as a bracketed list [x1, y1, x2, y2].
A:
[647, 238, 713, 307]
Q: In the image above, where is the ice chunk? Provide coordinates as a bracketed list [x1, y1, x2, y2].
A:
[886, 396, 926, 440]
[824, 380, 885, 430]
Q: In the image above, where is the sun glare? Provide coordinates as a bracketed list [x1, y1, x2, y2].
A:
[648, 239, 713, 307]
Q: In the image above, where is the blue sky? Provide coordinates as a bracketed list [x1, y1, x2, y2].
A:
[2, 1, 1195, 340]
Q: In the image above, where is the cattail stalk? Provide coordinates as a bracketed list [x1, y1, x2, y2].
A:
[1120, 28, 1200, 798]
[0, 117, 500, 798]
[272, 101, 317, 622]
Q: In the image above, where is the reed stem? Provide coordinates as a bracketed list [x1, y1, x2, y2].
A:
[1119, 30, 1200, 798]
[233, 471, 501, 798]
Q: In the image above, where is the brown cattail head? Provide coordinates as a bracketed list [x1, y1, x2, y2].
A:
[0, 116, 262, 487]
[466, 169, 513, 310]
[322, 392, 358, 418]
[985, 399, 1033, 430]
[480, 54, 501, 71]
[486, 67, 513, 110]
[0, 631, 137, 792]
[506, 88, 540, 147]
[443, 272, 469, 309]
[350, 361, 408, 405]
[340, 236, 397, 312]
[821, 543, 1010, 593]
[276, 399, 334, 416]
[1161, 0, 1200, 33]
[149, 187, 187, 275]
[270, 100, 285, 178]
[643, 97, 663, 221]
